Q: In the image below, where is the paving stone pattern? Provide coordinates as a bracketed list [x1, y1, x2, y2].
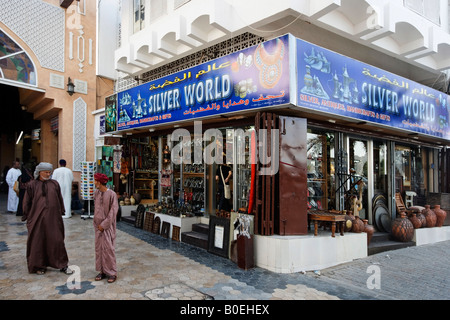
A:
[1, 193, 449, 301]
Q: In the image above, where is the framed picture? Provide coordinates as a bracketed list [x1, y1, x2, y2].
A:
[208, 216, 230, 258]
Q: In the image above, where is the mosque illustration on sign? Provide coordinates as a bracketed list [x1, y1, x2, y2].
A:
[301, 65, 330, 99]
[118, 92, 131, 123]
[118, 105, 131, 123]
[118, 91, 148, 122]
[301, 47, 359, 104]
[131, 92, 147, 119]
[331, 66, 359, 104]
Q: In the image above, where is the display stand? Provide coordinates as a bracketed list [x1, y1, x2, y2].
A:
[237, 235, 254, 270]
[81, 161, 96, 220]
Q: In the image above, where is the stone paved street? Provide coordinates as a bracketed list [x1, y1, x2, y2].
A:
[1, 193, 449, 308]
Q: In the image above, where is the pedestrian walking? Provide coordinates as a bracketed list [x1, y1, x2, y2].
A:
[52, 159, 74, 219]
[16, 163, 34, 216]
[6, 160, 21, 213]
[1, 165, 10, 193]
[93, 173, 118, 283]
[21, 162, 73, 275]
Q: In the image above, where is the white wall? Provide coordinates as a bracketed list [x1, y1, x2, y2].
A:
[97, 0, 120, 80]
[112, 0, 450, 84]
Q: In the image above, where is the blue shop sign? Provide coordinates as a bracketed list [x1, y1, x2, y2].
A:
[107, 35, 290, 132]
[106, 34, 450, 141]
[296, 38, 450, 140]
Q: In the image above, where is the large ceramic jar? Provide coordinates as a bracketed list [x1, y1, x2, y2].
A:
[408, 213, 422, 229]
[362, 219, 374, 245]
[433, 205, 447, 227]
[416, 211, 427, 228]
[391, 212, 414, 242]
[133, 193, 142, 204]
[422, 205, 436, 228]
[351, 216, 365, 233]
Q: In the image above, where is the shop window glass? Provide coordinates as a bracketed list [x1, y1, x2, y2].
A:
[395, 144, 426, 200]
[395, 145, 411, 193]
[404, 0, 441, 25]
[168, 132, 206, 214]
[133, 0, 145, 33]
[126, 136, 159, 202]
[234, 126, 253, 211]
[307, 129, 335, 210]
[348, 138, 368, 219]
[373, 140, 388, 192]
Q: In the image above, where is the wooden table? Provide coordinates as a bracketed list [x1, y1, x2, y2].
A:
[308, 211, 346, 237]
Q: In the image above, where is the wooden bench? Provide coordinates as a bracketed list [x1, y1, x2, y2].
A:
[308, 211, 346, 237]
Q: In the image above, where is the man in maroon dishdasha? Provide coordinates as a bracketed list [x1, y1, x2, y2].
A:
[22, 162, 73, 275]
[93, 173, 118, 283]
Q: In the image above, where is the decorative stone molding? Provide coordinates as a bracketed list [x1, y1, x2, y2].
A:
[73, 97, 87, 171]
[74, 79, 88, 94]
[0, 0, 65, 72]
[49, 73, 65, 90]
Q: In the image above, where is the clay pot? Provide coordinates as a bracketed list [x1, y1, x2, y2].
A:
[344, 210, 355, 232]
[422, 205, 436, 228]
[408, 213, 422, 229]
[133, 193, 142, 204]
[362, 219, 374, 245]
[351, 216, 365, 233]
[416, 211, 427, 228]
[130, 196, 136, 205]
[391, 212, 414, 242]
[433, 205, 447, 227]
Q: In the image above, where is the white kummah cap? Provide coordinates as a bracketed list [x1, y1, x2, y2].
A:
[34, 162, 53, 179]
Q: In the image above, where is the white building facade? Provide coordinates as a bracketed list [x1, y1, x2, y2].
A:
[97, 0, 450, 272]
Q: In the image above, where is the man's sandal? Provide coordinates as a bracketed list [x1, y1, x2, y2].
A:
[36, 269, 46, 275]
[107, 275, 117, 283]
[60, 266, 74, 275]
[95, 273, 107, 281]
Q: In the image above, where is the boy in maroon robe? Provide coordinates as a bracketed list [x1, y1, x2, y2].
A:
[93, 173, 118, 283]
[22, 162, 73, 275]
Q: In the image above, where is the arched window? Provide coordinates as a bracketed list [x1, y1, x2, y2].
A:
[0, 29, 37, 85]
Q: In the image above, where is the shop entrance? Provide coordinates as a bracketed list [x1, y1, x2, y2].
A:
[0, 83, 40, 171]
[347, 137, 369, 220]
[394, 143, 430, 206]
[307, 128, 336, 211]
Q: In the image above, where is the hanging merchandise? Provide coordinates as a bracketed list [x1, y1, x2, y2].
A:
[163, 145, 171, 163]
[160, 169, 172, 187]
[248, 130, 256, 214]
[80, 161, 96, 219]
[120, 157, 129, 184]
[113, 145, 123, 174]
[98, 146, 114, 189]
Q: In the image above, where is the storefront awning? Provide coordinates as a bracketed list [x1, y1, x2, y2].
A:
[106, 34, 450, 143]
